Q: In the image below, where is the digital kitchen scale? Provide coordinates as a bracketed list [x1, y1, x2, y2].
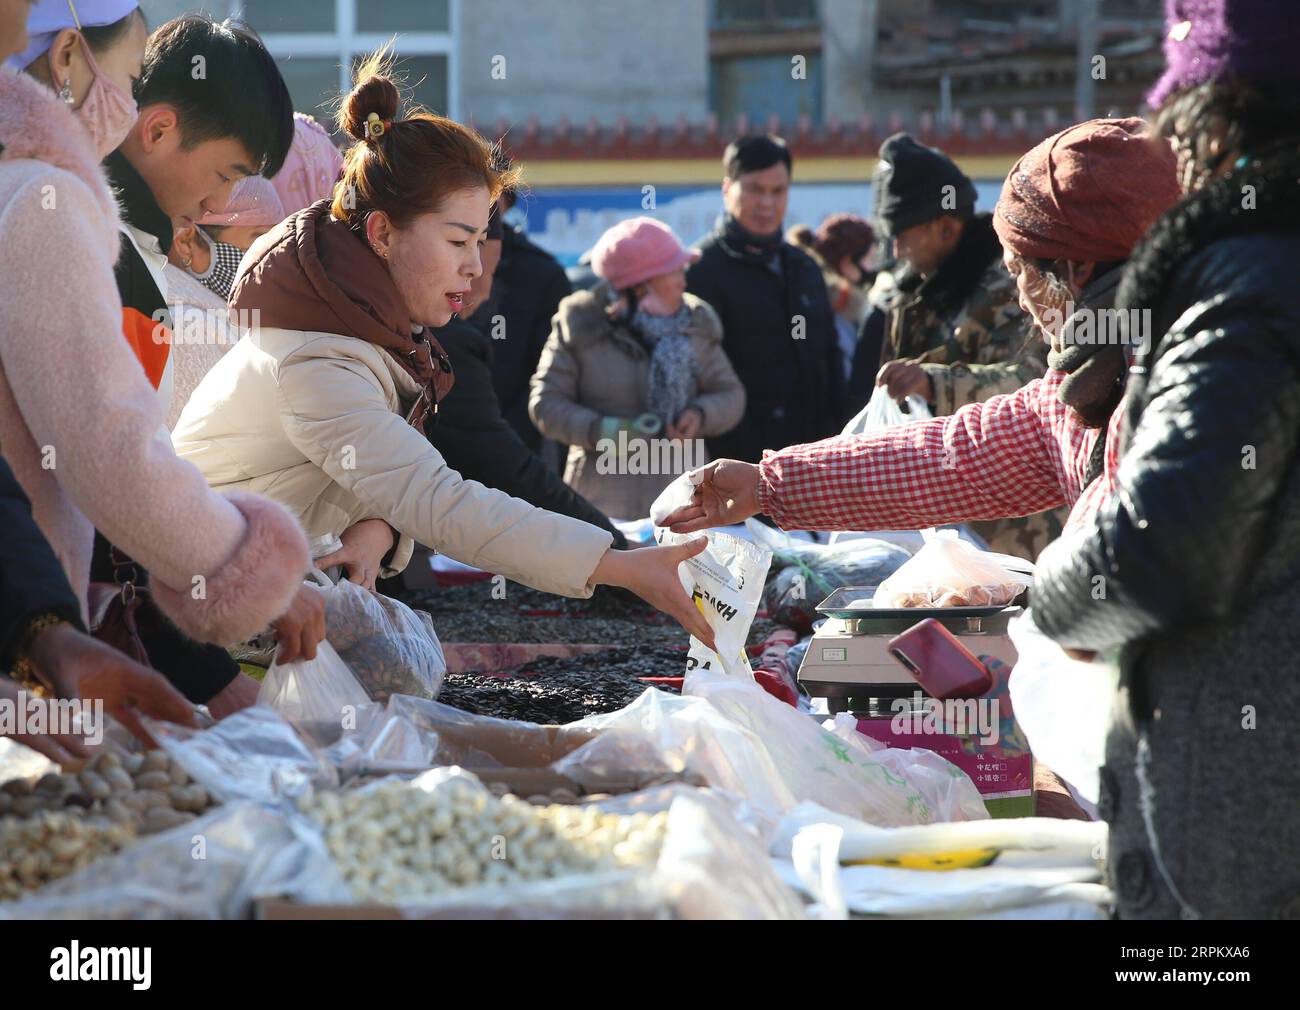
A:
[797, 585, 1026, 713]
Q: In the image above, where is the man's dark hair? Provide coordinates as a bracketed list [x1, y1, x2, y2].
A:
[134, 15, 293, 177]
[723, 134, 793, 180]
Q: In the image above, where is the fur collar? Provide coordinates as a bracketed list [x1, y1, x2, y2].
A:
[915, 212, 1003, 318]
[0, 67, 121, 254]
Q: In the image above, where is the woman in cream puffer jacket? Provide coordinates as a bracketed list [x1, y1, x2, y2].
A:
[170, 59, 716, 652]
[171, 202, 614, 598]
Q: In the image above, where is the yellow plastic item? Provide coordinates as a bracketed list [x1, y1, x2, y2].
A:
[848, 847, 1000, 871]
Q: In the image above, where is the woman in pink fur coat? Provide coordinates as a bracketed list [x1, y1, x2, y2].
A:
[0, 13, 316, 669]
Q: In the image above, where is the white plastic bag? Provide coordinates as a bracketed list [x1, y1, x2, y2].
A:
[648, 468, 702, 528]
[841, 385, 932, 437]
[873, 528, 1032, 608]
[772, 805, 1109, 918]
[654, 528, 771, 678]
[1007, 611, 1119, 806]
[313, 571, 446, 701]
[258, 640, 371, 727]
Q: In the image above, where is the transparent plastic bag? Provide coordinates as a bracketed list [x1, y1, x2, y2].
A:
[762, 542, 912, 633]
[258, 640, 371, 727]
[841, 385, 932, 436]
[555, 688, 796, 818]
[826, 713, 989, 823]
[0, 802, 348, 919]
[873, 528, 1032, 608]
[685, 670, 984, 827]
[145, 705, 338, 804]
[317, 574, 446, 701]
[312, 771, 802, 920]
[654, 528, 771, 678]
[1007, 611, 1119, 805]
[323, 697, 440, 779]
[773, 805, 1108, 918]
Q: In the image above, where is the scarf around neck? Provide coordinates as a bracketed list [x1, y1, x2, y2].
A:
[189, 228, 244, 301]
[229, 201, 455, 432]
[719, 213, 784, 268]
[630, 302, 696, 426]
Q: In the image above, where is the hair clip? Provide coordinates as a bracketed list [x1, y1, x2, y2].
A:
[365, 112, 392, 142]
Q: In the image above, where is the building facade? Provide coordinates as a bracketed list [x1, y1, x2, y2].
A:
[140, 1, 1163, 132]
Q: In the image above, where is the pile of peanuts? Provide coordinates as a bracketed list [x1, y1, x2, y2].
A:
[0, 749, 216, 837]
[298, 777, 668, 906]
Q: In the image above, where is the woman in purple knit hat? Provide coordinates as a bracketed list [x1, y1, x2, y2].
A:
[1029, 0, 1300, 919]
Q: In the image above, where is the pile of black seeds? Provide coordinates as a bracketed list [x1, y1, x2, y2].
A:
[393, 581, 777, 648]
[435, 646, 687, 723]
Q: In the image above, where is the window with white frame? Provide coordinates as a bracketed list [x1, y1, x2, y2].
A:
[229, 0, 457, 125]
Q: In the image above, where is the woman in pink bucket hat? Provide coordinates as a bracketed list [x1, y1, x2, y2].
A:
[530, 216, 746, 520]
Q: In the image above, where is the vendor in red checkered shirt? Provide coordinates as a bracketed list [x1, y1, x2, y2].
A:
[661, 117, 1180, 556]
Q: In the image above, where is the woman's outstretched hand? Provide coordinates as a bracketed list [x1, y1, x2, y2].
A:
[591, 538, 717, 650]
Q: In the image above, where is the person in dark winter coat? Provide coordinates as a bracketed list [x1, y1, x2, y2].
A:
[1033, 0, 1300, 920]
[429, 314, 628, 548]
[686, 135, 843, 464]
[658, 117, 1190, 913]
[469, 189, 574, 455]
[873, 132, 1041, 415]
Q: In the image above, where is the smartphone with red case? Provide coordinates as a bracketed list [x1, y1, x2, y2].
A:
[887, 619, 994, 699]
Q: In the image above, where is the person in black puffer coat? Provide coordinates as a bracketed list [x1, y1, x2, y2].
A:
[1032, 0, 1300, 920]
[480, 228, 573, 454]
[427, 315, 627, 549]
[686, 135, 843, 464]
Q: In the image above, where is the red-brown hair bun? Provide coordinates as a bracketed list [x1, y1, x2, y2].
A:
[332, 47, 521, 230]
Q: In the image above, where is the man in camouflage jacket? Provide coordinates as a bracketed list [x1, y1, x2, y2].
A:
[872, 134, 1061, 558]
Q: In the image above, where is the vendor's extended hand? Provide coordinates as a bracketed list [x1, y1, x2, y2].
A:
[27, 624, 197, 749]
[661, 459, 760, 533]
[269, 583, 326, 664]
[317, 518, 396, 591]
[591, 538, 717, 650]
[876, 359, 933, 403]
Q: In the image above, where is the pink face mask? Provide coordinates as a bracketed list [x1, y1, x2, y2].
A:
[72, 36, 138, 159]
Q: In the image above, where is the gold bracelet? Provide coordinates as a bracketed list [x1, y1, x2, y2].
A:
[7, 613, 68, 697]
